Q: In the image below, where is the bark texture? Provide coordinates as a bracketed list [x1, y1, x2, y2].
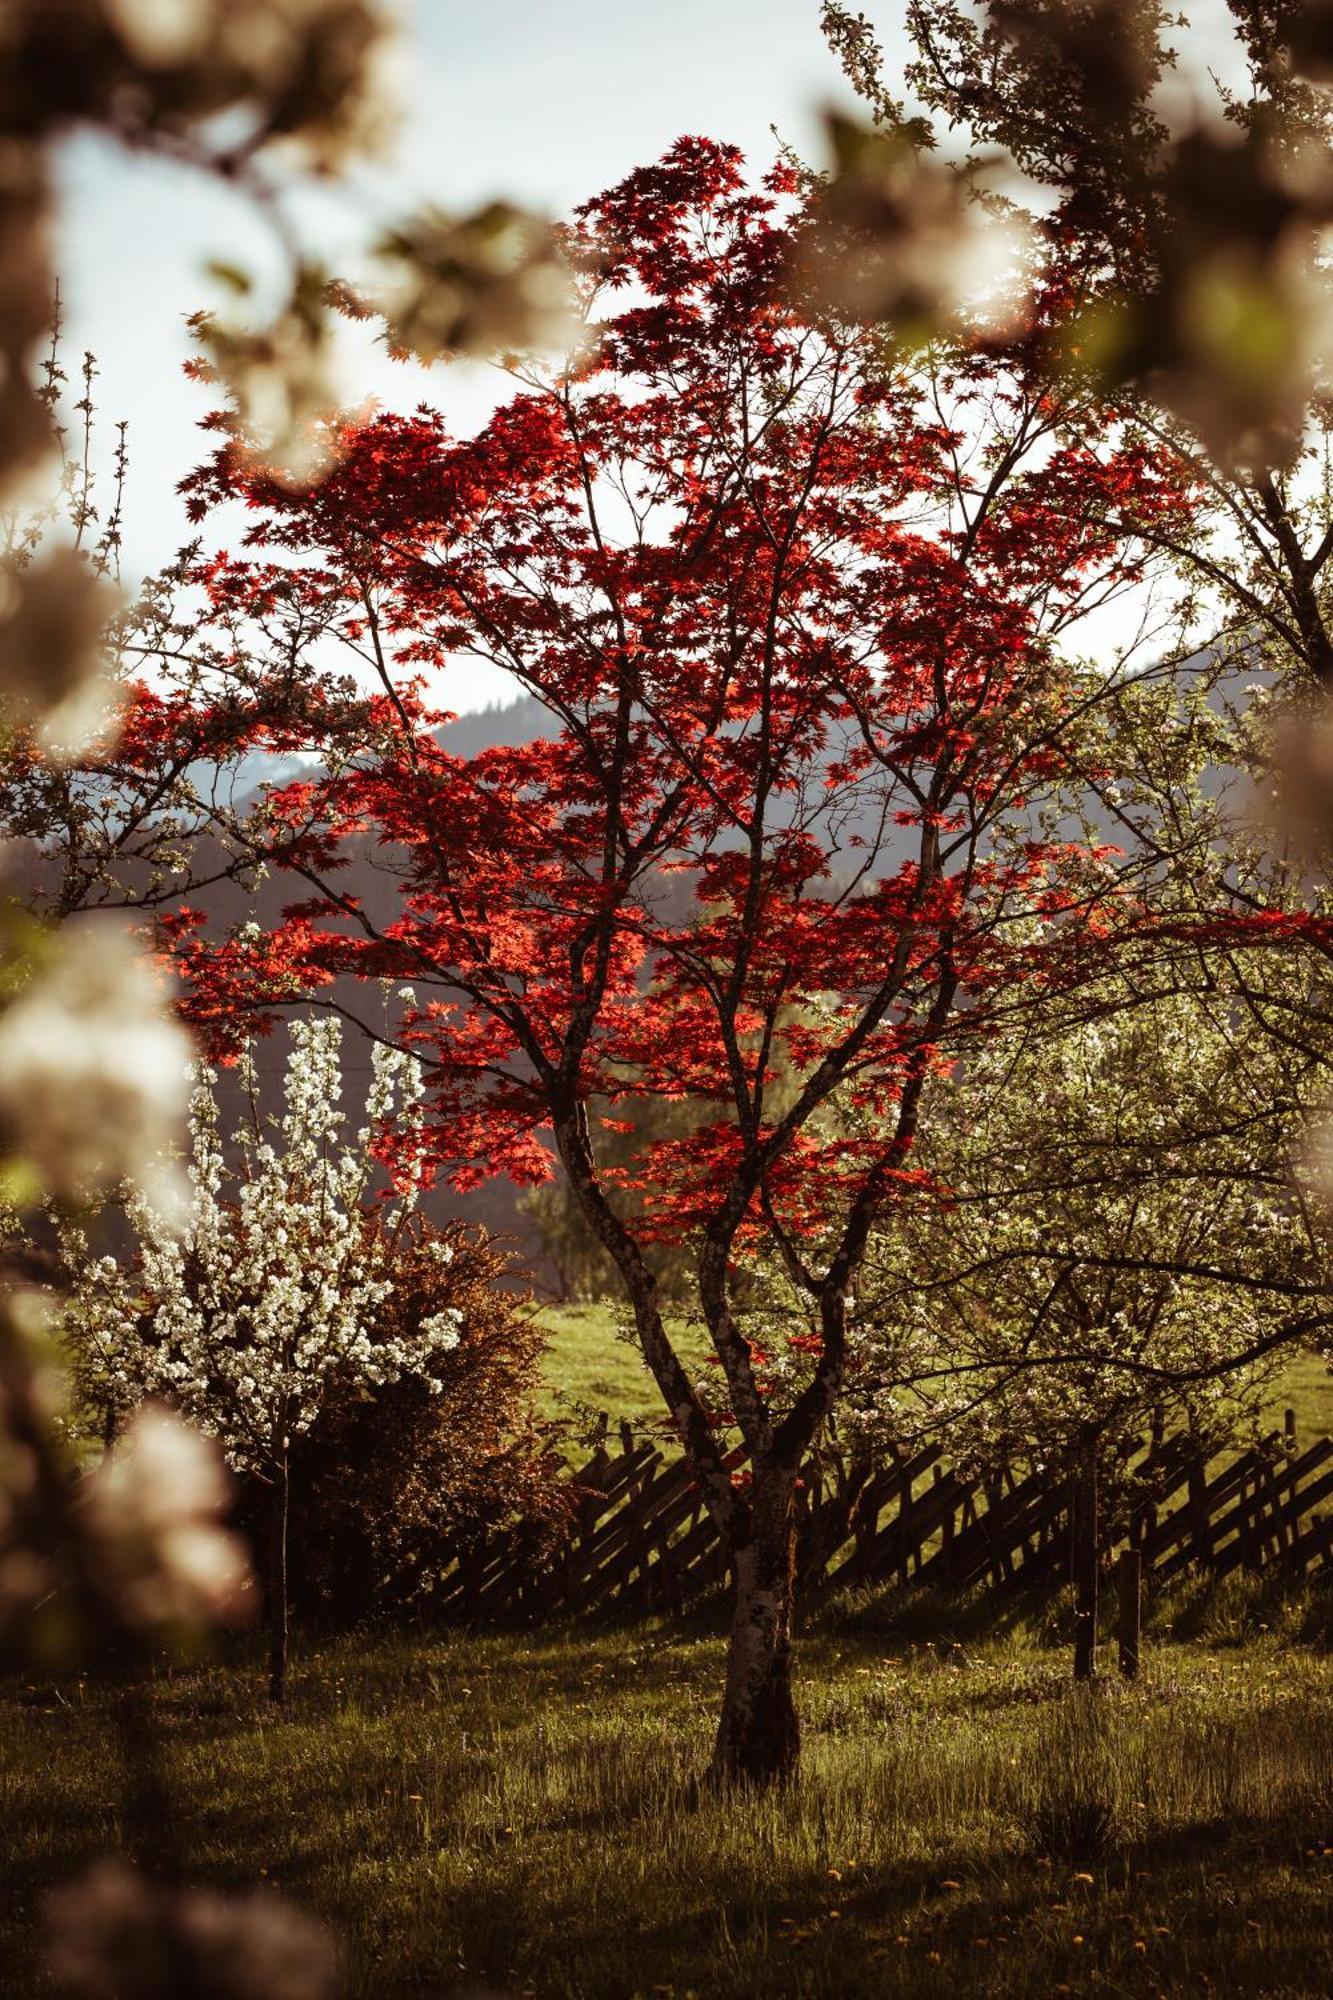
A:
[711, 1473, 800, 1787]
[1116, 1545, 1142, 1681]
[268, 1452, 289, 1706]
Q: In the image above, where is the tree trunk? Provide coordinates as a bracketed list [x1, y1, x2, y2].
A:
[268, 1448, 289, 1707]
[711, 1470, 800, 1788]
[1071, 1439, 1099, 1683]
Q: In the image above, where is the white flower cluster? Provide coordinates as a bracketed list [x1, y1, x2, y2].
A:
[0, 927, 192, 1210]
[45, 1857, 337, 2000]
[83, 1403, 254, 1630]
[68, 1017, 461, 1477]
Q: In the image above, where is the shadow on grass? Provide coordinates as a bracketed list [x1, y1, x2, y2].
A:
[429, 1804, 1333, 2000]
[1151, 1567, 1333, 1649]
[818, 1577, 1072, 1651]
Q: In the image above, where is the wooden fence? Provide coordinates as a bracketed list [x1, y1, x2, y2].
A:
[431, 1413, 1333, 1626]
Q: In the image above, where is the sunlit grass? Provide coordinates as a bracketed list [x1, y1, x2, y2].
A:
[1268, 1348, 1333, 1437]
[534, 1301, 711, 1430]
[535, 1302, 1333, 1446]
[12, 1321, 1333, 1993]
[4, 1592, 1333, 1997]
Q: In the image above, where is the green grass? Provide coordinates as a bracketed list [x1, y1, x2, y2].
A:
[1266, 1348, 1333, 1438]
[534, 1301, 711, 1429]
[5, 1589, 1333, 1997]
[12, 1315, 1328, 1996]
[535, 1302, 1333, 1444]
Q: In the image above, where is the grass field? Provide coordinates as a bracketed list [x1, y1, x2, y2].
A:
[6, 1324, 1330, 1997]
[535, 1301, 1333, 1440]
[1268, 1347, 1333, 1435]
[533, 1302, 708, 1428]
[4, 1580, 1333, 1998]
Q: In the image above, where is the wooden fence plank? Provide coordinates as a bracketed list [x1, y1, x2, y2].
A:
[425, 1425, 1333, 1627]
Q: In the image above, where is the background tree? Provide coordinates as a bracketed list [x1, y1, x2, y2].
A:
[520, 1026, 731, 1308]
[817, 2, 1333, 742]
[847, 978, 1332, 1672]
[816, 0, 1333, 1362]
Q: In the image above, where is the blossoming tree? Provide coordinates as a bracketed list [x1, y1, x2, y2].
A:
[69, 1013, 463, 1701]
[848, 979, 1333, 1674]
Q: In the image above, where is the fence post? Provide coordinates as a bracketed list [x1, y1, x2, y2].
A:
[1265, 1453, 1291, 1570]
[1187, 1460, 1213, 1566]
[1240, 1465, 1261, 1571]
[1071, 1440, 1099, 1682]
[898, 1462, 914, 1587]
[1116, 1547, 1142, 1681]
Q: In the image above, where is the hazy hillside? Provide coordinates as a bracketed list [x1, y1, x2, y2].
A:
[6, 663, 1249, 1294]
[204, 696, 564, 1282]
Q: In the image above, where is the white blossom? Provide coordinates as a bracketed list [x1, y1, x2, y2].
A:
[0, 928, 191, 1209]
[67, 1016, 462, 1478]
[0, 549, 120, 759]
[84, 1404, 253, 1629]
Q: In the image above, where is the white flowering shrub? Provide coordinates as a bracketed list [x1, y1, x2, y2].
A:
[70, 1016, 459, 1468]
[66, 1014, 464, 1697]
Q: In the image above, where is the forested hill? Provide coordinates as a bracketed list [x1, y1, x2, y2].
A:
[435, 694, 555, 759]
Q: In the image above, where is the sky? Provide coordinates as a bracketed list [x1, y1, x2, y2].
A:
[47, 1, 1247, 713]
[50, 0, 898, 714]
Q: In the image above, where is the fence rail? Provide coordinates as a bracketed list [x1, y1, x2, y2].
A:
[432, 1414, 1333, 1625]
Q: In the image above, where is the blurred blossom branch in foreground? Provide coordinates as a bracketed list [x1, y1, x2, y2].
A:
[0, 550, 121, 761]
[370, 202, 576, 363]
[84, 1406, 256, 1635]
[0, 3, 545, 1989]
[0, 926, 192, 1211]
[797, 111, 1034, 344]
[44, 1861, 337, 2000]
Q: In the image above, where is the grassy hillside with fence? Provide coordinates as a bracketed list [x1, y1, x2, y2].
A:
[4, 1311, 1331, 1996]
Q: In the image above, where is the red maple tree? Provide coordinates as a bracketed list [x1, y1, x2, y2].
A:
[153, 139, 1196, 1782]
